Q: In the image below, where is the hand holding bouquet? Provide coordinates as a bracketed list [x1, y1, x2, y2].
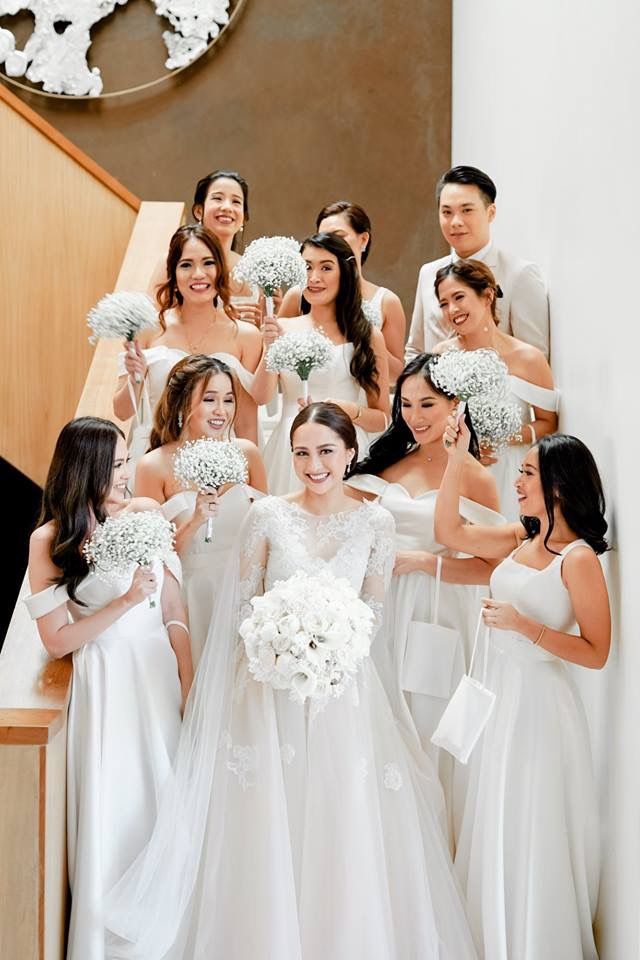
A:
[265, 329, 333, 400]
[87, 291, 157, 383]
[233, 236, 307, 318]
[173, 439, 248, 542]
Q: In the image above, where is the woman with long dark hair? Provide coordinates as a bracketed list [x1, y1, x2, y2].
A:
[349, 354, 502, 839]
[25, 416, 192, 960]
[113, 223, 263, 447]
[135, 354, 267, 665]
[435, 416, 610, 959]
[434, 258, 558, 519]
[107, 402, 478, 960]
[251, 232, 390, 493]
[278, 200, 407, 380]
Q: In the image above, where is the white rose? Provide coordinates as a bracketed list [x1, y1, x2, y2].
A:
[275, 651, 296, 678]
[258, 621, 279, 645]
[272, 631, 292, 655]
[258, 645, 276, 671]
[278, 613, 301, 638]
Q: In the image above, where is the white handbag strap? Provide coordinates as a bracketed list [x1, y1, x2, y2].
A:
[467, 607, 490, 686]
[432, 554, 443, 624]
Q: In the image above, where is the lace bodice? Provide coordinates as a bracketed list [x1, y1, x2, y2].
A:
[239, 497, 395, 628]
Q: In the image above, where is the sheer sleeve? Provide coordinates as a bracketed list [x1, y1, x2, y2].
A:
[238, 500, 270, 622]
[361, 505, 395, 629]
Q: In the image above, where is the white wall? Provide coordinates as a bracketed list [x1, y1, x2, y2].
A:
[452, 2, 640, 956]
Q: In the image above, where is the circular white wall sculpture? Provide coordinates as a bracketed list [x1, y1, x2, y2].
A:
[0, 1, 237, 97]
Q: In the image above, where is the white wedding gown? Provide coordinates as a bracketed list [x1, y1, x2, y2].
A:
[25, 558, 183, 960]
[262, 343, 372, 494]
[161, 484, 261, 666]
[489, 376, 559, 520]
[106, 497, 478, 960]
[455, 540, 599, 959]
[348, 474, 504, 844]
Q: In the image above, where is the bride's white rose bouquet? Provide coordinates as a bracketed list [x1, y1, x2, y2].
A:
[173, 439, 248, 542]
[87, 291, 157, 383]
[83, 510, 176, 607]
[430, 347, 522, 449]
[265, 329, 333, 400]
[239, 569, 375, 705]
[233, 235, 307, 318]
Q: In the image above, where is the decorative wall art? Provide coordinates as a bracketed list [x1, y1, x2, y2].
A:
[0, 0, 244, 97]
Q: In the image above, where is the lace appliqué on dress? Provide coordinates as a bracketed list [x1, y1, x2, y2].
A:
[383, 763, 403, 791]
[226, 742, 258, 791]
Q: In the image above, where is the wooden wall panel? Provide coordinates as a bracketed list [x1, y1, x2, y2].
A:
[0, 91, 138, 485]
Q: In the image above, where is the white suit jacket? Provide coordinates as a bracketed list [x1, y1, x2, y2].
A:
[405, 244, 550, 359]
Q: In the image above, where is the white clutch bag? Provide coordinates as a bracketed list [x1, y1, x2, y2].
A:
[430, 609, 495, 764]
[401, 555, 462, 699]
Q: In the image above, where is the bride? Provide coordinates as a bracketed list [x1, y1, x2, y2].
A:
[107, 402, 477, 960]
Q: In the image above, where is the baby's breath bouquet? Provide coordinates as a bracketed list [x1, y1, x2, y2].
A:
[83, 510, 176, 607]
[233, 236, 307, 318]
[87, 291, 157, 383]
[265, 329, 333, 400]
[430, 347, 522, 450]
[173, 439, 248, 542]
[239, 569, 375, 708]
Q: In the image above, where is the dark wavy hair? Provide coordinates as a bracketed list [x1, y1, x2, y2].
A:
[149, 354, 238, 450]
[434, 258, 501, 326]
[37, 417, 125, 603]
[315, 200, 372, 264]
[191, 169, 249, 252]
[354, 354, 480, 475]
[301, 233, 380, 398]
[156, 224, 235, 331]
[521, 434, 608, 554]
[290, 401, 358, 468]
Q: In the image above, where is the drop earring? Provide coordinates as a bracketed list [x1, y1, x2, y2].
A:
[178, 412, 183, 430]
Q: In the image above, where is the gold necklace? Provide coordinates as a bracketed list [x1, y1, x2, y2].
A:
[184, 316, 216, 355]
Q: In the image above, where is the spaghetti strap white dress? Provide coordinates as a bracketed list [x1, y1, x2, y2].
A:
[455, 539, 599, 960]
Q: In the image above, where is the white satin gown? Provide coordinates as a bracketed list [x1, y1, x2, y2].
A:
[455, 539, 599, 959]
[25, 557, 183, 960]
[490, 376, 559, 520]
[262, 342, 372, 494]
[106, 497, 478, 960]
[348, 474, 504, 842]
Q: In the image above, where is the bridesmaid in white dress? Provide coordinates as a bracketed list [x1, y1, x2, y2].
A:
[436, 416, 610, 960]
[278, 200, 407, 381]
[113, 223, 263, 448]
[106, 402, 478, 960]
[252, 232, 390, 494]
[348, 353, 502, 840]
[25, 417, 193, 960]
[135, 354, 267, 667]
[433, 258, 558, 520]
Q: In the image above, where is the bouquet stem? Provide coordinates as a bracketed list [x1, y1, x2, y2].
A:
[205, 517, 214, 543]
[127, 339, 141, 384]
[302, 379, 309, 402]
[265, 295, 274, 320]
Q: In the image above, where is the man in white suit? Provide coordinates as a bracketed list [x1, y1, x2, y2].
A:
[405, 165, 550, 359]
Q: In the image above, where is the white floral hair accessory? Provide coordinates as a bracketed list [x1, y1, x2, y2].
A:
[265, 329, 333, 400]
[239, 569, 375, 707]
[83, 510, 176, 607]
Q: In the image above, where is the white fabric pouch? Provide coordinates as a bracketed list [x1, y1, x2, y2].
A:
[401, 556, 462, 698]
[430, 610, 495, 764]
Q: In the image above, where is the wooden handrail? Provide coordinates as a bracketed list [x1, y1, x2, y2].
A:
[0, 82, 140, 211]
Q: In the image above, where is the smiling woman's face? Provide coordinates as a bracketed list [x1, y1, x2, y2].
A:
[291, 420, 354, 494]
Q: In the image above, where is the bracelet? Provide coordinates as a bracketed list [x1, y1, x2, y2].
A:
[165, 619, 190, 636]
[528, 423, 536, 445]
[533, 625, 546, 646]
[352, 405, 362, 423]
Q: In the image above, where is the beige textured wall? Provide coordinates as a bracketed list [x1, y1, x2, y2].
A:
[8, 0, 451, 311]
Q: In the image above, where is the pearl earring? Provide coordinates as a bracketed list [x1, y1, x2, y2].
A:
[178, 412, 183, 430]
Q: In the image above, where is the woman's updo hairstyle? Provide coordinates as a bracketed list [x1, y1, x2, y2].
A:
[521, 434, 609, 554]
[315, 200, 373, 264]
[149, 354, 238, 450]
[353, 353, 480, 475]
[156, 224, 234, 331]
[290, 401, 358, 474]
[434, 258, 502, 326]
